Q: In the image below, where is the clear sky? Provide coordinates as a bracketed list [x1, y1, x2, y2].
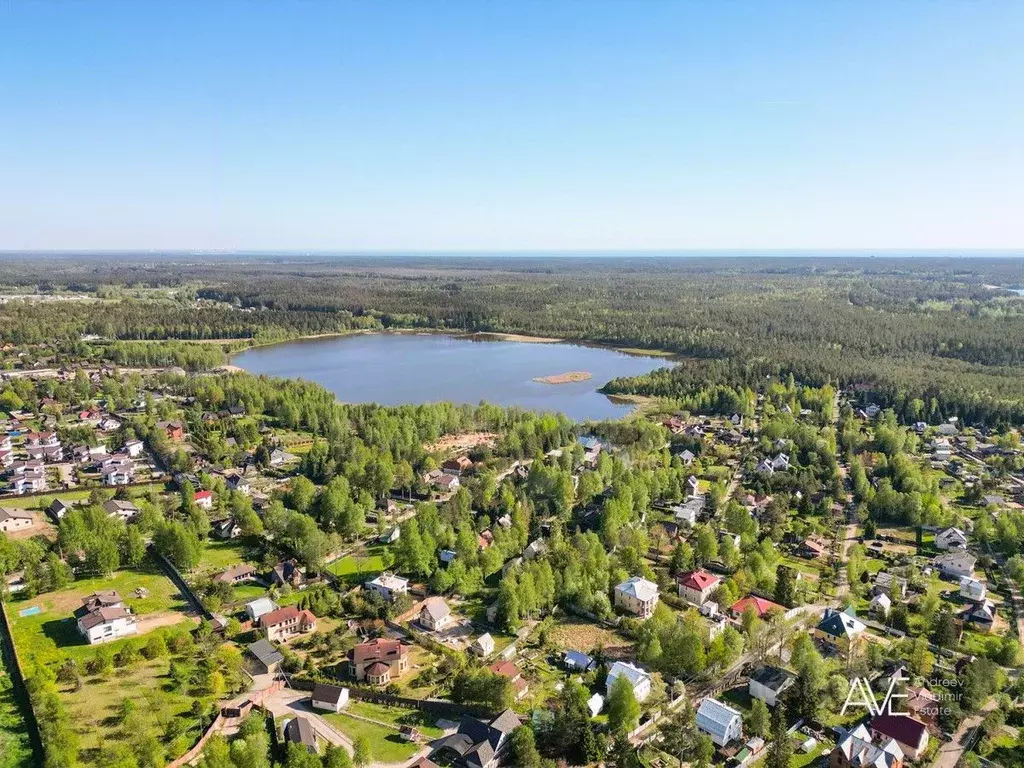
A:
[1, 2, 1022, 251]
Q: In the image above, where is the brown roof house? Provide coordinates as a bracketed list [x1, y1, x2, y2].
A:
[74, 591, 138, 644]
[261, 605, 317, 643]
[349, 638, 410, 685]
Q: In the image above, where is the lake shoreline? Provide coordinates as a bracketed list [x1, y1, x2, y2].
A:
[229, 331, 676, 421]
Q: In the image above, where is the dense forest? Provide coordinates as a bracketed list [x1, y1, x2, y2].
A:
[2, 254, 1024, 424]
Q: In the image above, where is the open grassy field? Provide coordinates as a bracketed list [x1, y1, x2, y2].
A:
[8, 561, 194, 666]
[58, 650, 204, 759]
[346, 700, 443, 737]
[0, 484, 167, 510]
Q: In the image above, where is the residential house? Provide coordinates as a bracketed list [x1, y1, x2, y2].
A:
[663, 416, 685, 433]
[471, 633, 495, 657]
[870, 715, 929, 762]
[102, 499, 140, 522]
[815, 607, 867, 652]
[158, 421, 184, 441]
[225, 473, 251, 494]
[798, 538, 828, 559]
[873, 572, 908, 599]
[442, 455, 473, 476]
[685, 475, 700, 497]
[270, 559, 306, 589]
[614, 576, 659, 619]
[75, 591, 138, 644]
[47, 498, 72, 522]
[933, 551, 976, 579]
[563, 650, 595, 672]
[678, 449, 695, 465]
[730, 595, 784, 619]
[214, 563, 258, 586]
[311, 683, 349, 713]
[245, 597, 280, 623]
[364, 572, 409, 602]
[695, 697, 743, 747]
[124, 439, 145, 458]
[419, 597, 453, 631]
[283, 717, 318, 754]
[428, 709, 520, 768]
[748, 666, 795, 707]
[905, 687, 941, 733]
[261, 605, 317, 643]
[959, 576, 987, 601]
[935, 527, 968, 551]
[960, 599, 995, 633]
[830, 724, 904, 768]
[672, 496, 705, 526]
[378, 525, 401, 545]
[869, 593, 892, 618]
[269, 449, 297, 467]
[677, 569, 720, 607]
[488, 660, 528, 699]
[349, 638, 410, 683]
[771, 453, 790, 471]
[524, 539, 547, 560]
[213, 517, 242, 540]
[0, 507, 34, 533]
[606, 661, 652, 702]
[246, 638, 284, 675]
[756, 459, 775, 475]
[193, 490, 214, 510]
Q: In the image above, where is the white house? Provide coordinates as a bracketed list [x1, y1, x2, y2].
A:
[935, 527, 968, 551]
[959, 576, 987, 601]
[0, 507, 34, 533]
[418, 597, 452, 631]
[696, 698, 743, 746]
[75, 591, 138, 644]
[869, 592, 892, 618]
[933, 551, 976, 579]
[471, 633, 495, 656]
[245, 597, 279, 623]
[606, 661, 652, 702]
[311, 683, 349, 713]
[756, 459, 775, 475]
[364, 573, 410, 602]
[770, 453, 790, 471]
[614, 576, 659, 619]
[748, 666, 795, 708]
[124, 439, 145, 458]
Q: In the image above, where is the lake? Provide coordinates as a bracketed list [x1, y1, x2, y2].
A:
[231, 333, 673, 421]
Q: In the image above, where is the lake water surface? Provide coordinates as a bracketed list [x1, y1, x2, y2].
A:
[231, 333, 672, 421]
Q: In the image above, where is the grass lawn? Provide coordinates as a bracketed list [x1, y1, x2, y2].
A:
[8, 561, 193, 666]
[346, 701, 443, 737]
[195, 538, 254, 573]
[326, 548, 387, 586]
[0, 662, 35, 768]
[0, 484, 168, 510]
[231, 583, 268, 604]
[790, 739, 828, 767]
[392, 645, 444, 699]
[322, 711, 421, 764]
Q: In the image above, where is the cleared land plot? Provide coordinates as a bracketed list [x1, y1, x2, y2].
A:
[547, 618, 634, 660]
[8, 562, 195, 665]
[322, 710, 422, 764]
[195, 538, 256, 573]
[326, 549, 387, 586]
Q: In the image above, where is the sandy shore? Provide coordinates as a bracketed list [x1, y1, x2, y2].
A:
[471, 331, 563, 343]
[533, 371, 593, 384]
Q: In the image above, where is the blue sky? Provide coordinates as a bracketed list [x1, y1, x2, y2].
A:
[1, 2, 1021, 251]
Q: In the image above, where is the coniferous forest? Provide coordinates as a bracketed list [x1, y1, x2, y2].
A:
[2, 253, 1024, 424]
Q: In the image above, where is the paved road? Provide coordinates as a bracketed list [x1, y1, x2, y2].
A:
[930, 698, 998, 768]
